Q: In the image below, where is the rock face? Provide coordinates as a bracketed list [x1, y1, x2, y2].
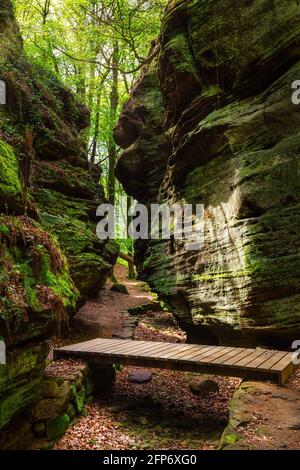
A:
[115, 0, 300, 346]
[0, 1, 116, 435]
[220, 379, 300, 450]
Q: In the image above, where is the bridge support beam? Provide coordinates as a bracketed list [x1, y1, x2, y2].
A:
[89, 363, 116, 395]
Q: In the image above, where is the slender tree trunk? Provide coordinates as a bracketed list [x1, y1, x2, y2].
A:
[42, 0, 51, 25]
[108, 41, 119, 206]
[90, 85, 102, 164]
[126, 195, 135, 279]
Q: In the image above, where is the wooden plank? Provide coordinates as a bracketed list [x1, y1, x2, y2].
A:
[63, 338, 131, 352]
[210, 347, 246, 365]
[187, 346, 230, 363]
[274, 354, 296, 385]
[127, 343, 177, 358]
[256, 351, 288, 371]
[89, 338, 156, 352]
[90, 340, 162, 355]
[233, 349, 268, 368]
[245, 350, 276, 369]
[270, 352, 295, 372]
[222, 348, 256, 366]
[95, 341, 177, 359]
[181, 345, 221, 362]
[203, 347, 237, 364]
[136, 342, 183, 358]
[59, 338, 108, 352]
[70, 340, 133, 354]
[176, 345, 216, 361]
[158, 344, 207, 360]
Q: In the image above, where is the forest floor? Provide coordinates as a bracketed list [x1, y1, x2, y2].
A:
[53, 265, 240, 450]
[51, 265, 300, 450]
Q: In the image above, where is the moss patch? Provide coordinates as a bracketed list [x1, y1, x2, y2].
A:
[0, 139, 22, 212]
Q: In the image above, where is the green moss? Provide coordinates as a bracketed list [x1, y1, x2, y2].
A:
[36, 245, 79, 309]
[219, 431, 240, 450]
[46, 412, 70, 441]
[34, 188, 96, 221]
[74, 386, 86, 413]
[69, 253, 111, 297]
[166, 32, 200, 76]
[32, 160, 98, 198]
[192, 270, 249, 282]
[111, 283, 129, 295]
[0, 346, 46, 430]
[0, 139, 22, 210]
[0, 216, 79, 339]
[0, 223, 9, 235]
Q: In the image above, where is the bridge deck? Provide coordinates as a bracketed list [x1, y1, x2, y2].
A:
[54, 338, 297, 385]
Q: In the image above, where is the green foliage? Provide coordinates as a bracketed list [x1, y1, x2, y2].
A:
[14, 0, 165, 169]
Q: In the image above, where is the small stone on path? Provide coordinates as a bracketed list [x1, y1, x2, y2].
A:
[128, 369, 152, 384]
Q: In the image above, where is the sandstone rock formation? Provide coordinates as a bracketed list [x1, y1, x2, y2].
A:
[115, 0, 300, 346]
[0, 1, 116, 434]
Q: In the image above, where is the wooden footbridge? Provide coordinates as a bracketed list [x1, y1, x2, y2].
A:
[54, 338, 297, 385]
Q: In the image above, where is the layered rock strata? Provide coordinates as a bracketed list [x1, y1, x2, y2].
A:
[115, 0, 300, 346]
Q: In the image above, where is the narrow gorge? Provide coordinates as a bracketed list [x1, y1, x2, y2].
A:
[0, 0, 299, 453]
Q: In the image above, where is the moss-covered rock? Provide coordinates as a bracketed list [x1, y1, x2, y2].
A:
[0, 0, 117, 439]
[69, 253, 111, 297]
[115, 0, 300, 346]
[110, 283, 129, 295]
[74, 386, 86, 413]
[32, 160, 101, 199]
[0, 139, 23, 212]
[0, 345, 47, 430]
[0, 215, 79, 345]
[46, 412, 70, 441]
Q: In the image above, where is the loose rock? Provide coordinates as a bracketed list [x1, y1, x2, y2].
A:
[189, 378, 220, 396]
[128, 369, 152, 384]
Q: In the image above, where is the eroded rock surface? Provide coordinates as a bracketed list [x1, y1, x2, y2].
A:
[0, 1, 116, 436]
[115, 0, 300, 346]
[220, 376, 300, 450]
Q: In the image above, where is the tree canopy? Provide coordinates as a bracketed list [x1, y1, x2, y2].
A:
[14, 0, 165, 202]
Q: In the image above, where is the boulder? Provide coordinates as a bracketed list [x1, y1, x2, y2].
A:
[28, 381, 70, 422]
[189, 378, 219, 396]
[40, 380, 60, 399]
[110, 283, 129, 295]
[128, 301, 161, 316]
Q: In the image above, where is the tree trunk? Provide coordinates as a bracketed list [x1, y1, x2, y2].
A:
[90, 84, 102, 164]
[108, 41, 119, 206]
[119, 252, 135, 280]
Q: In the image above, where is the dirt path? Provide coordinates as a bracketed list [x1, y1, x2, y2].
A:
[70, 265, 154, 340]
